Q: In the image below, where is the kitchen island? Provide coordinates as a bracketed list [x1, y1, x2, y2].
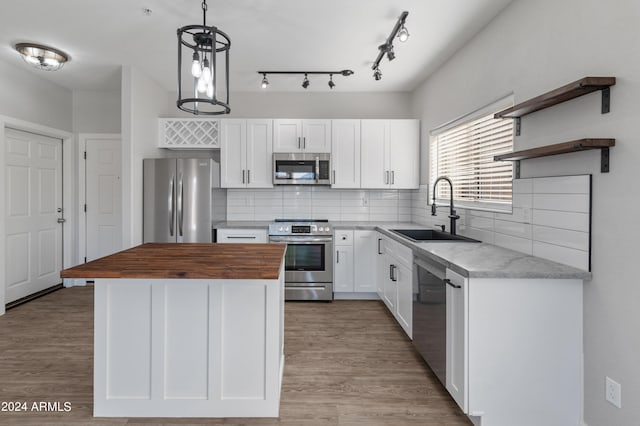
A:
[60, 243, 286, 418]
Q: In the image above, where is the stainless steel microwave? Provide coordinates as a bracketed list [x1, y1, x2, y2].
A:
[273, 153, 331, 185]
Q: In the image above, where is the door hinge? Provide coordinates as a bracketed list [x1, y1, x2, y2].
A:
[84, 151, 87, 160]
[84, 204, 87, 212]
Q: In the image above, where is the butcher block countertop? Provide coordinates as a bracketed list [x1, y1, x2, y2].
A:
[60, 243, 287, 280]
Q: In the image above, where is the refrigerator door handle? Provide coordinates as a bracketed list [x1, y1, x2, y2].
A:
[178, 173, 184, 237]
[169, 176, 175, 236]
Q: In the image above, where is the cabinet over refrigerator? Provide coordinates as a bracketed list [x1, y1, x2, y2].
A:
[143, 158, 225, 243]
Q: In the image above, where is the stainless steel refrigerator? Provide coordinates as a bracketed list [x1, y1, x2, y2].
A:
[143, 158, 226, 243]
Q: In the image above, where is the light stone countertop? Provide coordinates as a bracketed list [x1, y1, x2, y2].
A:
[213, 221, 591, 280]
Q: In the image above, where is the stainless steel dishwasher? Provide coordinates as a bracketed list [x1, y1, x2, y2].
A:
[412, 256, 447, 385]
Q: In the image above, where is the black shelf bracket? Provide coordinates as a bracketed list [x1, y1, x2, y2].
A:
[601, 147, 610, 172]
[601, 87, 611, 114]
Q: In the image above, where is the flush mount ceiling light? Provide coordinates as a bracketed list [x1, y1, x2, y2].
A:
[177, 0, 230, 115]
[14, 43, 69, 71]
[256, 69, 354, 90]
[371, 11, 409, 81]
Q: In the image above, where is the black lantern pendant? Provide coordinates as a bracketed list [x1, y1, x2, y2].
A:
[177, 0, 230, 115]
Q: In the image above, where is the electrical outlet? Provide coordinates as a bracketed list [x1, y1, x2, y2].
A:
[605, 376, 622, 408]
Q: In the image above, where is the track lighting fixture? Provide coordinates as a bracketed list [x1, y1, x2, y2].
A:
[177, 0, 231, 115]
[371, 11, 409, 81]
[256, 69, 353, 90]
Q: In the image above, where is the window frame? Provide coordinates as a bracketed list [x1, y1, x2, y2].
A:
[429, 96, 515, 214]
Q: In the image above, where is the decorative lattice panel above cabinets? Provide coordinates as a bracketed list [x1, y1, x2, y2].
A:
[158, 118, 220, 149]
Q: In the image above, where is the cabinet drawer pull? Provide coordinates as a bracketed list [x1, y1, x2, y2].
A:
[378, 238, 382, 254]
[336, 250, 340, 263]
[242, 170, 245, 184]
[444, 278, 461, 289]
[391, 170, 395, 185]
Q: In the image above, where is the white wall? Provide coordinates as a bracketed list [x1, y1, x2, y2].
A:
[0, 60, 72, 131]
[121, 66, 169, 247]
[166, 91, 414, 119]
[72, 89, 121, 133]
[411, 0, 640, 424]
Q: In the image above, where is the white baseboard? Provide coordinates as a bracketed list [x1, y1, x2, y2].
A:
[333, 292, 380, 300]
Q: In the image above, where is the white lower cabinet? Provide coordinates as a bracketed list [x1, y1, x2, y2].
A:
[375, 232, 412, 338]
[216, 228, 268, 243]
[444, 268, 583, 426]
[334, 230, 354, 292]
[334, 230, 380, 297]
[445, 268, 468, 412]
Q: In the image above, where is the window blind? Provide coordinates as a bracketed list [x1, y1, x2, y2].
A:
[430, 109, 513, 207]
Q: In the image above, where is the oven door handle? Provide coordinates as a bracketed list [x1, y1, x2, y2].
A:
[269, 236, 333, 243]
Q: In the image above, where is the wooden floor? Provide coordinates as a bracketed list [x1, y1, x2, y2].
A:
[0, 286, 470, 425]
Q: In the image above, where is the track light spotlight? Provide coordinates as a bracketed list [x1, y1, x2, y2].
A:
[373, 67, 382, 81]
[387, 46, 396, 61]
[328, 74, 335, 89]
[397, 24, 409, 42]
[261, 73, 269, 89]
[302, 74, 310, 89]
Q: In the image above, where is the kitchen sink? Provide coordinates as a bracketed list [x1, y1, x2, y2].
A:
[390, 229, 480, 243]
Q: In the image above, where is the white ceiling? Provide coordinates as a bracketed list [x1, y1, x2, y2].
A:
[0, 0, 513, 93]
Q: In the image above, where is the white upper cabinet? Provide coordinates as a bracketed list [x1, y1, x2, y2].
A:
[360, 119, 419, 189]
[273, 119, 331, 153]
[331, 120, 361, 188]
[220, 119, 273, 188]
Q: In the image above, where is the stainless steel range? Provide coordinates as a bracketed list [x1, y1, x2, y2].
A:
[268, 219, 333, 301]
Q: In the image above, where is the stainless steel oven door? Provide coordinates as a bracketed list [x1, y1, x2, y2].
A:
[268, 235, 333, 283]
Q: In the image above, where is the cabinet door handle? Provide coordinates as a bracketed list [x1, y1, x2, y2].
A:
[303, 137, 306, 149]
[444, 278, 461, 289]
[332, 170, 336, 184]
[390, 265, 398, 282]
[298, 137, 301, 149]
[389, 264, 393, 280]
[391, 171, 395, 185]
[336, 250, 340, 263]
[247, 169, 251, 184]
[377, 238, 383, 254]
[242, 169, 245, 184]
[385, 171, 389, 184]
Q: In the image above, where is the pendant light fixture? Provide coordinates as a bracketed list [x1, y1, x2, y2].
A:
[14, 43, 69, 71]
[177, 0, 231, 115]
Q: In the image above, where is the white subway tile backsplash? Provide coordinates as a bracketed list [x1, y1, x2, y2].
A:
[532, 210, 590, 232]
[494, 233, 533, 255]
[513, 178, 533, 194]
[532, 241, 589, 271]
[532, 175, 590, 194]
[533, 194, 590, 213]
[494, 219, 532, 239]
[532, 225, 589, 251]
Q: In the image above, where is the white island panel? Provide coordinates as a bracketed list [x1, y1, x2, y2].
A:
[94, 272, 284, 418]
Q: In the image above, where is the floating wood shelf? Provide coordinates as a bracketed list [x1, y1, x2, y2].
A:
[494, 138, 615, 178]
[494, 77, 616, 135]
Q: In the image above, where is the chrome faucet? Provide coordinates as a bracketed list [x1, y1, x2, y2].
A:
[431, 176, 460, 235]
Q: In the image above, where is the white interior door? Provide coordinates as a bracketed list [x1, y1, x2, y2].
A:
[5, 128, 63, 303]
[85, 136, 122, 261]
